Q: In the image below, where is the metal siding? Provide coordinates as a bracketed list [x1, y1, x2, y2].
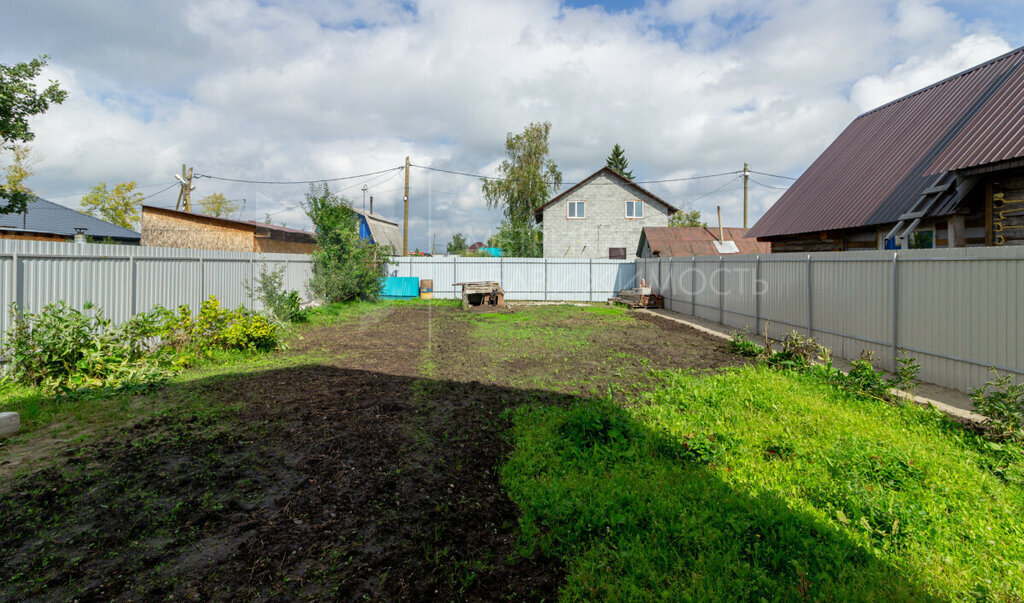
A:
[0, 241, 313, 344]
[635, 247, 1024, 394]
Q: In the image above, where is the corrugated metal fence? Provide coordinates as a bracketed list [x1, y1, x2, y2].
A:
[0, 240, 313, 345]
[390, 257, 636, 302]
[636, 247, 1024, 394]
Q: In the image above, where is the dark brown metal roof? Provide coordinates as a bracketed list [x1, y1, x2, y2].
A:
[637, 227, 770, 257]
[534, 166, 680, 222]
[748, 45, 1024, 239]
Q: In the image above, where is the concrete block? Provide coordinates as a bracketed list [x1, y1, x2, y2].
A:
[0, 412, 19, 437]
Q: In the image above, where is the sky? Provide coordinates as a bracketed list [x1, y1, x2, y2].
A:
[2, 0, 1023, 252]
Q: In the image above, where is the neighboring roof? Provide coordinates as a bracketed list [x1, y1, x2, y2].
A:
[0, 197, 141, 241]
[142, 205, 315, 243]
[748, 45, 1024, 239]
[637, 227, 770, 257]
[350, 207, 403, 252]
[534, 166, 680, 222]
[468, 241, 485, 251]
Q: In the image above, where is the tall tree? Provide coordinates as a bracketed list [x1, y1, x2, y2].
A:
[446, 232, 468, 255]
[605, 143, 634, 181]
[80, 181, 143, 229]
[1, 55, 67, 214]
[669, 209, 707, 228]
[199, 192, 238, 218]
[2, 144, 35, 199]
[481, 121, 561, 257]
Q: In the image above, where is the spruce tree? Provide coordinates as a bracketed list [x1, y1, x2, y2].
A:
[605, 143, 634, 181]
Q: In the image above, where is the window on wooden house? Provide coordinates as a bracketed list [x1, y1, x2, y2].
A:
[625, 200, 644, 218]
[568, 200, 586, 219]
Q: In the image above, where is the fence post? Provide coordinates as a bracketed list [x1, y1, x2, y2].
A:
[719, 256, 724, 325]
[691, 256, 696, 316]
[544, 259, 548, 301]
[129, 255, 137, 316]
[198, 257, 205, 308]
[589, 258, 593, 302]
[806, 254, 813, 336]
[249, 258, 255, 310]
[11, 252, 21, 317]
[754, 255, 760, 335]
[453, 256, 457, 294]
[891, 251, 899, 372]
[499, 256, 504, 292]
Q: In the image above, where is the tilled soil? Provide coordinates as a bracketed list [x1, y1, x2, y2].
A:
[0, 305, 741, 601]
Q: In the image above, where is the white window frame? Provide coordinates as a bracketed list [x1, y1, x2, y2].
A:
[625, 199, 644, 219]
[567, 200, 586, 219]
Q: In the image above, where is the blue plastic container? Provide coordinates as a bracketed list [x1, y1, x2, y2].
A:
[382, 276, 421, 299]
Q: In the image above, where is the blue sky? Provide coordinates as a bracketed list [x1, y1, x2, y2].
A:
[2, 0, 1021, 250]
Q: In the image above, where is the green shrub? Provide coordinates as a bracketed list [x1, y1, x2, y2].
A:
[728, 331, 762, 357]
[304, 182, 391, 302]
[1, 296, 283, 394]
[245, 263, 308, 323]
[971, 370, 1024, 441]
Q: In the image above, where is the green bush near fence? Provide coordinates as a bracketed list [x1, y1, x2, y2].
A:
[1, 295, 283, 394]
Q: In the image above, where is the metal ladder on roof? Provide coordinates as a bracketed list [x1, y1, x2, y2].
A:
[883, 171, 957, 245]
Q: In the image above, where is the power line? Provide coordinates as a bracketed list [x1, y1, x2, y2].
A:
[684, 175, 744, 204]
[141, 183, 180, 202]
[194, 166, 404, 185]
[749, 177, 789, 191]
[410, 163, 742, 186]
[42, 181, 179, 199]
[263, 165, 406, 217]
[750, 170, 797, 181]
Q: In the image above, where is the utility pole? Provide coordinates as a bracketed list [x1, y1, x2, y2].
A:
[743, 162, 750, 228]
[403, 156, 410, 256]
[361, 184, 368, 212]
[174, 164, 195, 212]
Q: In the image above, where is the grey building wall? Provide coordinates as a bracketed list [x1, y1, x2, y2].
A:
[540, 172, 672, 259]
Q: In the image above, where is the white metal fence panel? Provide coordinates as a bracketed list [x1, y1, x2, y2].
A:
[636, 247, 1024, 394]
[391, 257, 636, 302]
[0, 240, 314, 345]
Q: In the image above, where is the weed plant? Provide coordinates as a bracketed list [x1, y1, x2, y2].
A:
[971, 370, 1024, 441]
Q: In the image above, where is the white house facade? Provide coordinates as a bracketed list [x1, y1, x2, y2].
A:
[534, 167, 677, 259]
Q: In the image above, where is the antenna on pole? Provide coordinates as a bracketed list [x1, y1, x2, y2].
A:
[361, 184, 368, 212]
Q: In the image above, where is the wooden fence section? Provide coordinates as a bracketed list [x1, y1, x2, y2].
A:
[636, 247, 1024, 394]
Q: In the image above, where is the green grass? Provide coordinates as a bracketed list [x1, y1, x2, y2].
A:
[502, 365, 1024, 601]
[0, 300, 393, 443]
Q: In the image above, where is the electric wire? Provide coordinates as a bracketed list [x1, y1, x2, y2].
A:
[749, 177, 789, 191]
[141, 182, 181, 202]
[749, 170, 797, 181]
[194, 166, 404, 185]
[410, 163, 742, 185]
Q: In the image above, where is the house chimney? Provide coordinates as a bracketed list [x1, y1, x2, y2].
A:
[74, 227, 88, 244]
[369, 195, 373, 214]
[716, 206, 724, 242]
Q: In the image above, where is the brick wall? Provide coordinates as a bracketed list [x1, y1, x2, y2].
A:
[540, 172, 672, 259]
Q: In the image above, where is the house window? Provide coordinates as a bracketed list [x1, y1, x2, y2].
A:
[909, 229, 935, 249]
[609, 247, 626, 259]
[625, 200, 644, 218]
[568, 200, 585, 219]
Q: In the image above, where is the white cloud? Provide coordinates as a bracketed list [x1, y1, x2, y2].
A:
[1, 0, 1018, 247]
[850, 33, 1012, 111]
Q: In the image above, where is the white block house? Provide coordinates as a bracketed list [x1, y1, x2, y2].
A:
[534, 167, 678, 259]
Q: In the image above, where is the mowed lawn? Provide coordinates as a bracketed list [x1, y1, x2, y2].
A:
[1, 302, 1023, 600]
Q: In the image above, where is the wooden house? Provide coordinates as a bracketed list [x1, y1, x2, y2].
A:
[748, 46, 1024, 252]
[140, 206, 315, 253]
